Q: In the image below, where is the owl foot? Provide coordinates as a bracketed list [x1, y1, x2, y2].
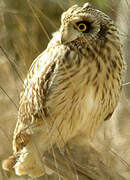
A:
[14, 146, 45, 177]
[15, 162, 44, 177]
[14, 131, 31, 152]
[2, 155, 16, 172]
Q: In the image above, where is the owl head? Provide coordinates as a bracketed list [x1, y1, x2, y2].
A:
[60, 3, 115, 46]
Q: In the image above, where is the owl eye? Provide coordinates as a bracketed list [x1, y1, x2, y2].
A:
[76, 21, 90, 33]
[77, 23, 87, 31]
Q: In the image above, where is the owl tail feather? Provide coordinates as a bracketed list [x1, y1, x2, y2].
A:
[2, 155, 16, 172]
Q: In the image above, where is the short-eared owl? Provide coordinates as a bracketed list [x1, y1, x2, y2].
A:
[2, 3, 126, 178]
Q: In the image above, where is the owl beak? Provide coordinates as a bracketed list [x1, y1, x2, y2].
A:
[60, 26, 79, 44]
[61, 30, 78, 44]
[60, 26, 73, 44]
[61, 31, 68, 44]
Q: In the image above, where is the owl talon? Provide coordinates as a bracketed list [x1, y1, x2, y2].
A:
[14, 131, 31, 152]
[2, 155, 16, 172]
[15, 164, 44, 177]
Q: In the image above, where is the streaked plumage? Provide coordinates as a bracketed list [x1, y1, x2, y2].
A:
[2, 3, 126, 177]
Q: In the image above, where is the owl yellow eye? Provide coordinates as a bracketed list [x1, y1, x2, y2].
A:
[77, 23, 87, 32]
[76, 21, 91, 33]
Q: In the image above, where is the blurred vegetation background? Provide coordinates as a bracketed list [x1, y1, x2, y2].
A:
[0, 0, 129, 180]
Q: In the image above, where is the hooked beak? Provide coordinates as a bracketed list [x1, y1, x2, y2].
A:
[60, 30, 69, 44]
[60, 26, 80, 44]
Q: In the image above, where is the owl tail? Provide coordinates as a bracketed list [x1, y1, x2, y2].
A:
[2, 155, 16, 172]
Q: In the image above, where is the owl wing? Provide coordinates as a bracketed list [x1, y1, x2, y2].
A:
[13, 32, 75, 153]
[13, 45, 59, 151]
